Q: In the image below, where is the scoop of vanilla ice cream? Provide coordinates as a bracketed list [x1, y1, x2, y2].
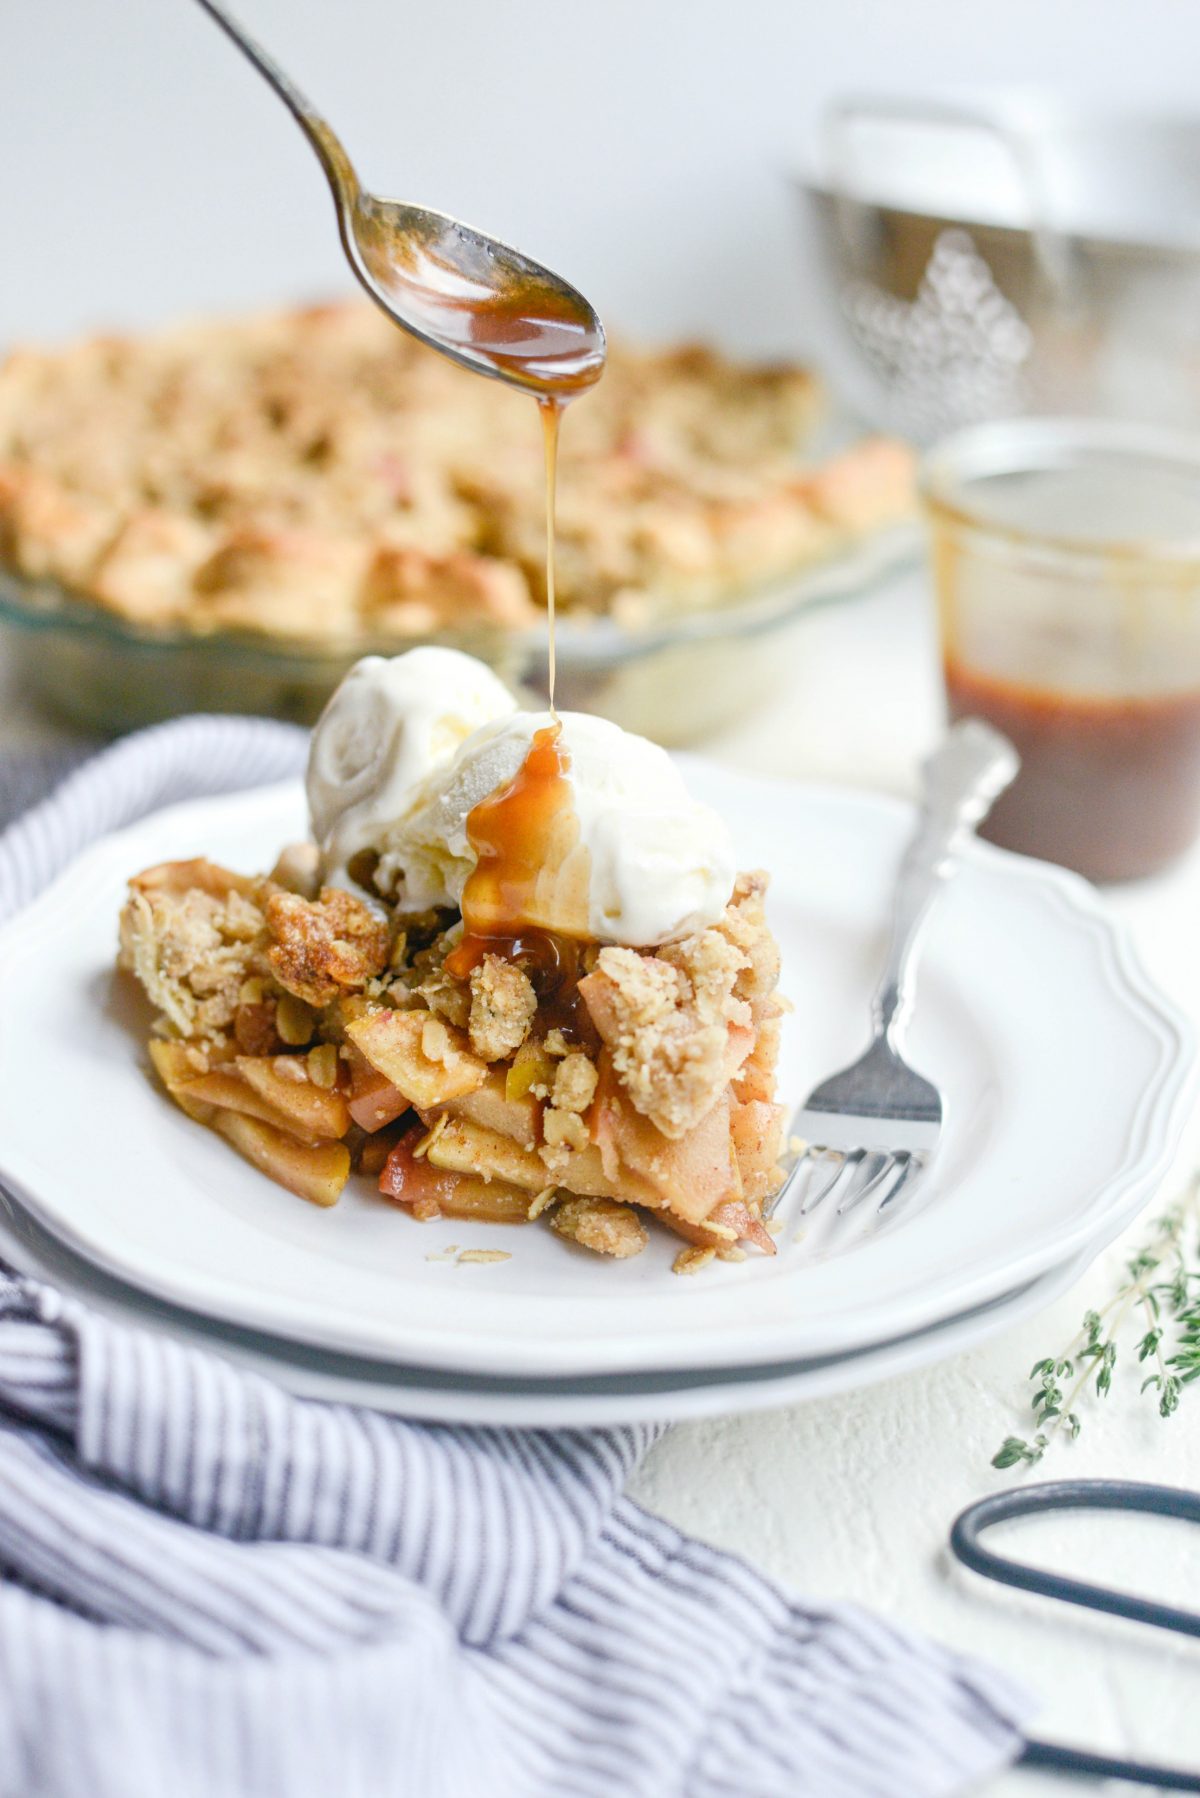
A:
[306, 647, 517, 895]
[377, 709, 737, 945]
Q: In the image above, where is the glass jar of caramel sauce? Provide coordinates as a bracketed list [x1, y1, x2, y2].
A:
[922, 419, 1200, 881]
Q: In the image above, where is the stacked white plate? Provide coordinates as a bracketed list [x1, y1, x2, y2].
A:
[0, 765, 1192, 1426]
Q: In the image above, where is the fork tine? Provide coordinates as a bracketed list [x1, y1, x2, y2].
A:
[877, 1152, 924, 1215]
[797, 1149, 853, 1215]
[835, 1150, 896, 1217]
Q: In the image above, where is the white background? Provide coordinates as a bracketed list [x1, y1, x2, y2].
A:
[5, 6, 1200, 1789]
[1, 0, 1198, 358]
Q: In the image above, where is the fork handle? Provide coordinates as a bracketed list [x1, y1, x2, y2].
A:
[873, 720, 1019, 1042]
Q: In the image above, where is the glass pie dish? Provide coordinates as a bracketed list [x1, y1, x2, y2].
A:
[0, 302, 918, 741]
[0, 519, 918, 741]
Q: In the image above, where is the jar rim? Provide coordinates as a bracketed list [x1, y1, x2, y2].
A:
[920, 417, 1200, 565]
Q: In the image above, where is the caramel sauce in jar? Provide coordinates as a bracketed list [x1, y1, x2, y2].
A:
[944, 658, 1200, 881]
[924, 420, 1200, 882]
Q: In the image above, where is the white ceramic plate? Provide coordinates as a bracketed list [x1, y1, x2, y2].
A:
[0, 769, 1192, 1379]
[0, 1180, 1093, 1426]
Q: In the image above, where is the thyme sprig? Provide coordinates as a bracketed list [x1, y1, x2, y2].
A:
[992, 1173, 1200, 1471]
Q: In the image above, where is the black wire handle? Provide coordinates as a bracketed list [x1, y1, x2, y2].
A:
[951, 1479, 1200, 1792]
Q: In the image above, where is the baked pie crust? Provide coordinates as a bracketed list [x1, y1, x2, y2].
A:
[0, 302, 914, 642]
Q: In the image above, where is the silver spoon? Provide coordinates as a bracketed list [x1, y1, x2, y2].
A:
[192, 0, 607, 399]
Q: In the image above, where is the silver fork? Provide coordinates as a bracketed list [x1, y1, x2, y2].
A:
[769, 719, 1019, 1228]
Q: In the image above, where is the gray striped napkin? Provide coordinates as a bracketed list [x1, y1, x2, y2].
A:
[0, 718, 1031, 1798]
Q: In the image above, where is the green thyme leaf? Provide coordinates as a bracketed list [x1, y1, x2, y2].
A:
[991, 1173, 1200, 1472]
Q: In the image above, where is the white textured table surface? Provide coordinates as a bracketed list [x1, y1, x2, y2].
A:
[5, 573, 1200, 1791]
[633, 573, 1200, 1793]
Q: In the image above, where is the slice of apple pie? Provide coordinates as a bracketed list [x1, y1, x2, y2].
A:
[118, 649, 787, 1267]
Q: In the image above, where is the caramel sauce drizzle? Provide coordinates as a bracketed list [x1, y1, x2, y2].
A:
[445, 722, 575, 973]
[443, 719, 588, 1037]
[443, 387, 588, 998]
[541, 397, 562, 717]
[356, 208, 606, 400]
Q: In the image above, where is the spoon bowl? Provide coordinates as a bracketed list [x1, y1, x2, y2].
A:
[349, 195, 607, 397]
[194, 0, 606, 399]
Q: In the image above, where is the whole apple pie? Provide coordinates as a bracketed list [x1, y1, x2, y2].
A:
[118, 650, 787, 1269]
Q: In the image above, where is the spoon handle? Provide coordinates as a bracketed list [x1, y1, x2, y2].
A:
[190, 0, 359, 204]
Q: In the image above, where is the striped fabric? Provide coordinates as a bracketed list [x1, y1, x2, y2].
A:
[0, 719, 1031, 1798]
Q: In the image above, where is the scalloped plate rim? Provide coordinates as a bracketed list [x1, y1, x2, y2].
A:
[0, 769, 1192, 1379]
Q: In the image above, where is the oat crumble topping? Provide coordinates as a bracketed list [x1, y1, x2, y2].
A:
[468, 955, 537, 1061]
[0, 303, 913, 642]
[118, 848, 786, 1271]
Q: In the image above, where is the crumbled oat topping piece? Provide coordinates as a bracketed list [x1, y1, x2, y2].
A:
[416, 964, 472, 1031]
[550, 1197, 648, 1259]
[306, 1044, 340, 1089]
[578, 931, 745, 1140]
[421, 1016, 453, 1063]
[672, 1245, 716, 1276]
[551, 1052, 599, 1116]
[542, 1107, 590, 1154]
[275, 992, 316, 1046]
[117, 858, 269, 1042]
[536, 1048, 600, 1167]
[718, 871, 781, 1008]
[527, 1185, 558, 1220]
[574, 874, 786, 1146]
[467, 955, 537, 1062]
[265, 886, 389, 1007]
[658, 926, 750, 1030]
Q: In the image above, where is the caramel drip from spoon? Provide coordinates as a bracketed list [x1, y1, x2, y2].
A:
[540, 396, 563, 717]
[442, 393, 582, 992]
